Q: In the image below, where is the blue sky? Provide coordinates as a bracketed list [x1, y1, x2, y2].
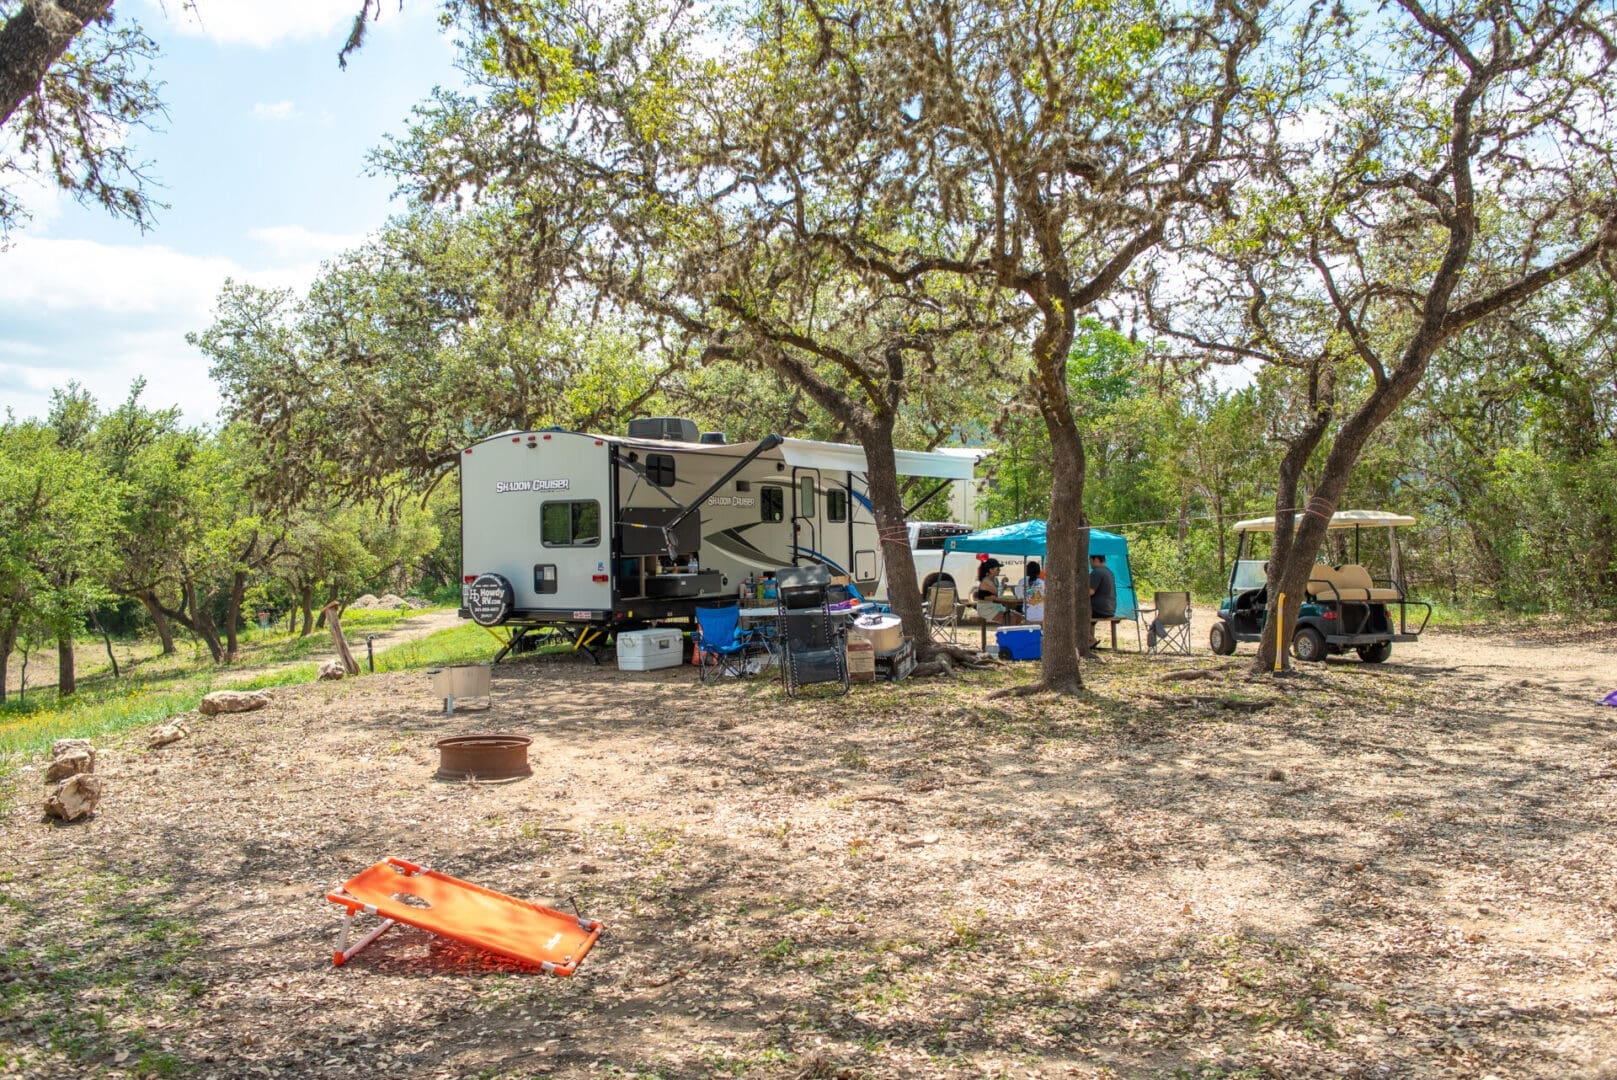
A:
[1, 0, 465, 425]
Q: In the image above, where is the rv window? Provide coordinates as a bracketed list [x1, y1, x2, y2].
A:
[541, 501, 601, 547]
[761, 485, 785, 523]
[646, 453, 676, 487]
[799, 475, 816, 517]
[826, 489, 848, 523]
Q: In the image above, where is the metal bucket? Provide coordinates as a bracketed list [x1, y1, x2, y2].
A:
[429, 663, 491, 714]
[433, 734, 532, 782]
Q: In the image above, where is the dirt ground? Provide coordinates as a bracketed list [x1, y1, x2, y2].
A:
[3, 626, 1616, 1079]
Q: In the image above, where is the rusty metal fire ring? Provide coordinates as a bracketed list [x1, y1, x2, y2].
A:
[433, 734, 533, 783]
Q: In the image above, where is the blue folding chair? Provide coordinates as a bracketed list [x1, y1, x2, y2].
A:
[694, 603, 767, 683]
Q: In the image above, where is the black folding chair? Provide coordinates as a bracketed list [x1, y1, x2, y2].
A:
[777, 602, 849, 698]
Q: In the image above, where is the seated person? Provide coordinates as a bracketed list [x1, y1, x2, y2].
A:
[1022, 568, 1046, 623]
[971, 557, 1007, 625]
[1088, 553, 1116, 648]
[1014, 560, 1042, 599]
[973, 558, 1004, 601]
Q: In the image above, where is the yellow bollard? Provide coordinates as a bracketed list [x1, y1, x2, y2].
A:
[1274, 592, 1286, 673]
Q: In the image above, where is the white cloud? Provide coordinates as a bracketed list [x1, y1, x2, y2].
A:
[249, 224, 365, 262]
[148, 0, 428, 49]
[251, 100, 298, 121]
[0, 236, 331, 424]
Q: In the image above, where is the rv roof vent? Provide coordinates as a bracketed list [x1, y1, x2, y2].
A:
[699, 431, 726, 444]
[627, 417, 700, 442]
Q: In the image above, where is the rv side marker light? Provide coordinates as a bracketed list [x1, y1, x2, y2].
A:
[463, 575, 476, 583]
[543, 433, 552, 440]
[464, 448, 472, 454]
[592, 574, 608, 583]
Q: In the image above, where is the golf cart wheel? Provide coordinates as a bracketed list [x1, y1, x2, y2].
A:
[1292, 626, 1327, 663]
[1209, 621, 1237, 656]
[1357, 640, 1392, 664]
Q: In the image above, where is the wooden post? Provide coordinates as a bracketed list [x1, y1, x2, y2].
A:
[322, 601, 361, 675]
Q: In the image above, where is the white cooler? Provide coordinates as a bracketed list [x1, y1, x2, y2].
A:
[617, 627, 685, 671]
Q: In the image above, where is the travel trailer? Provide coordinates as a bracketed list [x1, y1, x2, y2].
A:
[458, 420, 985, 639]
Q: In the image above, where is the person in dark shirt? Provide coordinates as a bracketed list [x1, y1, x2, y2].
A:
[1088, 553, 1116, 649]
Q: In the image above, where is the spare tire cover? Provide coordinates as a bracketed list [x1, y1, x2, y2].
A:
[466, 572, 514, 627]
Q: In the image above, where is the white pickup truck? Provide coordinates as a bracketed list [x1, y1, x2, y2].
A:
[897, 521, 1026, 598]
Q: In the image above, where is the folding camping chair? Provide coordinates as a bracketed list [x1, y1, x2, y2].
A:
[923, 584, 960, 644]
[694, 602, 769, 682]
[326, 857, 602, 975]
[778, 602, 849, 697]
[1144, 591, 1193, 655]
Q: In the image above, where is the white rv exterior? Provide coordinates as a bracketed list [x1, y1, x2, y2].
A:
[458, 429, 984, 628]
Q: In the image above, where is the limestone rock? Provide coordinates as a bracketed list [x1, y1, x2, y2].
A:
[317, 659, 347, 681]
[44, 774, 104, 821]
[148, 722, 187, 748]
[44, 749, 94, 782]
[49, 739, 96, 770]
[198, 690, 272, 716]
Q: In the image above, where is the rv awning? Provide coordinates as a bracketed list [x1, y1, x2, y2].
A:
[1233, 509, 1417, 534]
[779, 439, 987, 480]
[609, 433, 988, 480]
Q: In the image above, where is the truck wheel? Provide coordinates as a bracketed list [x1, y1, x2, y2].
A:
[1209, 621, 1236, 655]
[1292, 626, 1327, 663]
[1357, 641, 1392, 664]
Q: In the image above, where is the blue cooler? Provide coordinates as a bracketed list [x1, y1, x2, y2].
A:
[997, 625, 1042, 661]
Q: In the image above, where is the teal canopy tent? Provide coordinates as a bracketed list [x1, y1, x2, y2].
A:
[944, 519, 1137, 618]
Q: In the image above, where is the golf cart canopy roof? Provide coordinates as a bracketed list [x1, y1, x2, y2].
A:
[1233, 509, 1417, 534]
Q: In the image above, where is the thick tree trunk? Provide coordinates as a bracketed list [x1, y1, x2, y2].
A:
[300, 584, 315, 637]
[157, 583, 225, 664]
[137, 591, 177, 655]
[855, 419, 935, 655]
[1041, 413, 1089, 693]
[1021, 301, 1087, 695]
[1254, 366, 1420, 675]
[57, 633, 75, 697]
[0, 0, 113, 129]
[224, 570, 247, 662]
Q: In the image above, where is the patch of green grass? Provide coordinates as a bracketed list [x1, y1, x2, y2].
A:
[762, 937, 797, 962]
[0, 869, 202, 1075]
[0, 607, 454, 772]
[374, 623, 506, 672]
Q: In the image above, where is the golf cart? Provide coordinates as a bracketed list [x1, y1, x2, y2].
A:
[1208, 510, 1432, 663]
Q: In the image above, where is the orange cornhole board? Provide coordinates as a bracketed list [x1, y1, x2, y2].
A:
[326, 857, 602, 975]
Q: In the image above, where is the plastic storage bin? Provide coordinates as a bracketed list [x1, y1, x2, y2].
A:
[617, 627, 685, 671]
[996, 625, 1042, 661]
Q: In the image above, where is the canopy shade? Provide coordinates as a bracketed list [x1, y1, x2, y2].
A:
[1233, 509, 1417, 534]
[945, 520, 1137, 618]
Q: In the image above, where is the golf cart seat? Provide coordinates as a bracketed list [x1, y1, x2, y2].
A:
[1307, 564, 1402, 603]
